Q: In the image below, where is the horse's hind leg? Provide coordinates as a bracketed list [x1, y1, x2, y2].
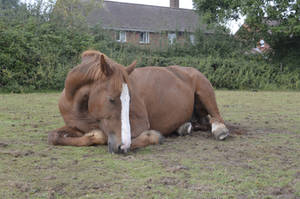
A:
[194, 75, 229, 140]
[192, 95, 211, 131]
[48, 126, 107, 146]
[130, 130, 164, 150]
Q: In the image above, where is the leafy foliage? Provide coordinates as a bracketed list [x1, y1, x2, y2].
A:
[193, 0, 300, 70]
[0, 0, 19, 9]
[193, 0, 299, 35]
[0, 0, 299, 92]
[53, 0, 102, 30]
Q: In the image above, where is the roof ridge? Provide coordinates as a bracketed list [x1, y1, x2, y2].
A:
[103, 0, 194, 11]
[87, 0, 201, 33]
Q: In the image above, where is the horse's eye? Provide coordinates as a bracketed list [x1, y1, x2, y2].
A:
[109, 98, 115, 104]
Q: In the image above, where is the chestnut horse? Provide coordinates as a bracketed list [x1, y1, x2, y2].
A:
[48, 50, 229, 153]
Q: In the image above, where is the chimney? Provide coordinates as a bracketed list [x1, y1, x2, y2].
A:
[170, 0, 179, 8]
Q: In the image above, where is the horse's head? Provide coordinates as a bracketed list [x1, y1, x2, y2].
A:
[64, 50, 136, 153]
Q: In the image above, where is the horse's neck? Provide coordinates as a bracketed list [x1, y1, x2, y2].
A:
[128, 82, 150, 137]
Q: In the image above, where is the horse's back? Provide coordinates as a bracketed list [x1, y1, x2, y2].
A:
[131, 65, 200, 85]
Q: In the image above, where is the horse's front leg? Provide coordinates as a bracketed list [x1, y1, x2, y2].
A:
[48, 126, 107, 146]
[130, 130, 164, 150]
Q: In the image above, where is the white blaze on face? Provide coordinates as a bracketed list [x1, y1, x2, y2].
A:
[120, 83, 131, 151]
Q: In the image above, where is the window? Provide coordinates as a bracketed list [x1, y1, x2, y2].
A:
[140, 32, 150, 44]
[259, 39, 265, 47]
[116, 31, 126, 43]
[190, 34, 195, 45]
[168, 33, 176, 45]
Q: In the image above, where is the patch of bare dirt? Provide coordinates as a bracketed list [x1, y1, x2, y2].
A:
[0, 150, 34, 157]
[226, 123, 248, 135]
[43, 176, 56, 181]
[166, 165, 189, 173]
[49, 183, 68, 196]
[9, 181, 31, 192]
[270, 185, 296, 199]
[159, 177, 180, 186]
[0, 142, 8, 147]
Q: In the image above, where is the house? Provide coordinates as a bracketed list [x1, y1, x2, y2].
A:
[86, 0, 206, 48]
[235, 20, 280, 54]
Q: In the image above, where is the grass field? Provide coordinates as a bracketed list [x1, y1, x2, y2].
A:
[0, 91, 299, 199]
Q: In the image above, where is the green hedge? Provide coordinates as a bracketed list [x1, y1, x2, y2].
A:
[133, 55, 300, 90]
[0, 2, 299, 92]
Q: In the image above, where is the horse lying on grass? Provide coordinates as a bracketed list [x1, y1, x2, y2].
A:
[48, 50, 229, 153]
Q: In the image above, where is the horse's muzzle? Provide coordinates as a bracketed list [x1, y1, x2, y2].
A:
[108, 133, 127, 154]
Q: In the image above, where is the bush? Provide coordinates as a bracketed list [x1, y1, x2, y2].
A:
[0, 1, 299, 92]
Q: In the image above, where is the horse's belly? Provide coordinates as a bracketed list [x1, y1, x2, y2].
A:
[144, 82, 194, 135]
[131, 66, 196, 135]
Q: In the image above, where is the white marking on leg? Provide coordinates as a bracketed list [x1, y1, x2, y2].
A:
[212, 122, 226, 133]
[219, 133, 227, 140]
[120, 83, 131, 151]
[212, 122, 229, 140]
[187, 123, 192, 134]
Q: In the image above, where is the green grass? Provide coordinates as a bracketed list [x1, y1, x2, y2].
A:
[0, 91, 299, 198]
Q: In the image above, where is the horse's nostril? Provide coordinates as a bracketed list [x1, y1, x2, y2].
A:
[118, 145, 124, 154]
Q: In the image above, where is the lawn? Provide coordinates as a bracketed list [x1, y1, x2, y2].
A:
[0, 91, 299, 199]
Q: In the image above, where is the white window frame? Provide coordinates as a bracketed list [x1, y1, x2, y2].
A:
[190, 34, 195, 45]
[116, 31, 126, 43]
[139, 32, 150, 44]
[168, 33, 176, 45]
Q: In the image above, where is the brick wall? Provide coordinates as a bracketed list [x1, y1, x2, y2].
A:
[107, 30, 193, 49]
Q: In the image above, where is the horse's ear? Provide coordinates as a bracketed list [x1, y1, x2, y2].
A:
[100, 54, 113, 76]
[125, 60, 137, 75]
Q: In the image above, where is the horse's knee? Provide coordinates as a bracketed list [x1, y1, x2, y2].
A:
[47, 128, 106, 146]
[211, 122, 229, 140]
[84, 129, 107, 145]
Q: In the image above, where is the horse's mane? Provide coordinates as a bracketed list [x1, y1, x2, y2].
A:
[65, 50, 128, 100]
[80, 50, 107, 81]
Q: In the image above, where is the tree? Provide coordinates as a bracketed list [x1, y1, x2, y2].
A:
[0, 0, 20, 9]
[193, 0, 300, 69]
[193, 0, 299, 37]
[52, 0, 102, 30]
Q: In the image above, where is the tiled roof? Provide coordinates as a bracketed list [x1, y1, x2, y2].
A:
[87, 1, 204, 33]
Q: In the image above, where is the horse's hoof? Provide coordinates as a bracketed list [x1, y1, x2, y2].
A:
[146, 130, 164, 145]
[158, 133, 164, 144]
[177, 122, 192, 136]
[48, 130, 61, 145]
[212, 122, 229, 140]
[153, 130, 164, 145]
